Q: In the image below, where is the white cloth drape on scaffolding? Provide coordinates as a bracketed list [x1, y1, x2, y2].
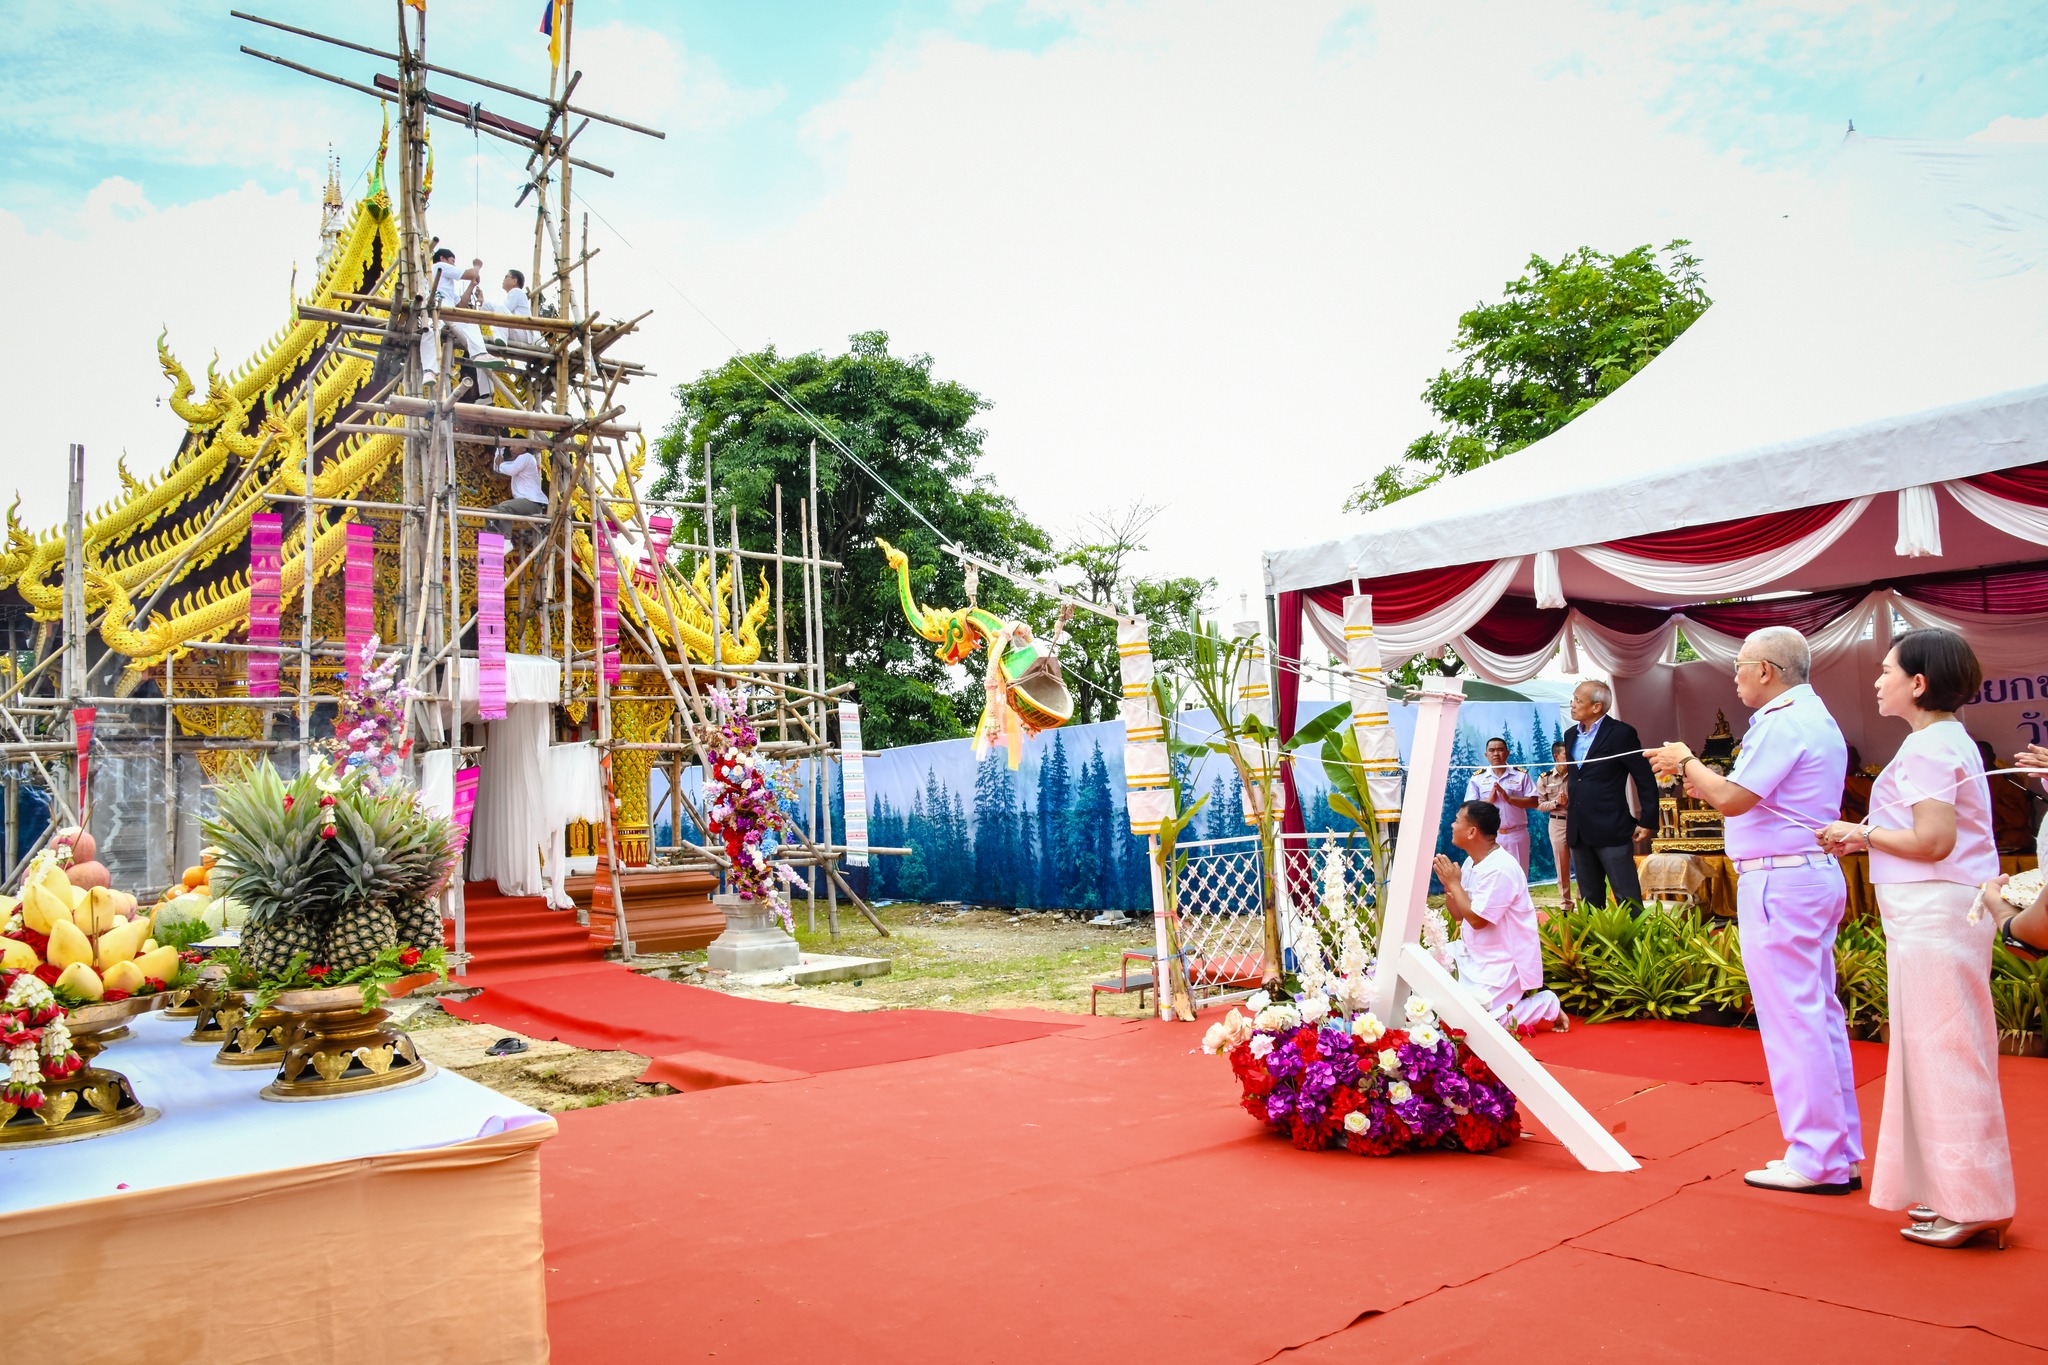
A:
[1118, 616, 1174, 836]
[470, 703, 552, 898]
[1232, 620, 1281, 825]
[539, 742, 604, 910]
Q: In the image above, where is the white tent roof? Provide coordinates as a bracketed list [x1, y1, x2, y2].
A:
[1266, 134, 2048, 602]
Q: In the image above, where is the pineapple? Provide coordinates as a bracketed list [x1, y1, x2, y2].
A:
[392, 898, 444, 952]
[322, 903, 397, 972]
[243, 916, 326, 976]
[203, 762, 340, 979]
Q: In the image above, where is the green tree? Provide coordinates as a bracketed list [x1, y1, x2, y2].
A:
[652, 331, 1053, 747]
[1048, 505, 1214, 725]
[1351, 241, 1710, 511]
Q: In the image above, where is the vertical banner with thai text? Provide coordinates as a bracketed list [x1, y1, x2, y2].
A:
[597, 531, 620, 684]
[477, 531, 508, 720]
[450, 767, 480, 852]
[247, 513, 283, 698]
[838, 701, 868, 867]
[344, 522, 377, 670]
[637, 514, 673, 587]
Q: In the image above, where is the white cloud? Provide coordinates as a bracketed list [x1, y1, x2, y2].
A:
[1971, 112, 2048, 143]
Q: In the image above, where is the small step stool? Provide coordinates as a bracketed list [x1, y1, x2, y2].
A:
[1090, 949, 1158, 1015]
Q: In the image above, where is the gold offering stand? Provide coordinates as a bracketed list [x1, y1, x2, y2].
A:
[213, 991, 294, 1068]
[259, 977, 435, 1101]
[183, 979, 241, 1045]
[0, 994, 163, 1146]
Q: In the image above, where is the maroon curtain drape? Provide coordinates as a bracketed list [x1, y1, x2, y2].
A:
[1461, 596, 1568, 654]
[1275, 591, 1307, 840]
[1686, 589, 1869, 638]
[1965, 462, 2048, 509]
[1898, 563, 2048, 615]
[1305, 558, 1497, 624]
[1599, 500, 1851, 563]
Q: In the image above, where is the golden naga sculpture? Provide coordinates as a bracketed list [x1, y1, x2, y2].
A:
[876, 535, 1072, 766]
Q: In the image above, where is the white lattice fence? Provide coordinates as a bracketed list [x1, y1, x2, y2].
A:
[1169, 834, 1381, 1004]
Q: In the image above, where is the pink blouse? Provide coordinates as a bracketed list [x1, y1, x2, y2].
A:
[1868, 720, 2000, 885]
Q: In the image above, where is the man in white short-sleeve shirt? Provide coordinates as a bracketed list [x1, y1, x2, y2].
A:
[1647, 625, 1863, 1197]
[1463, 736, 1540, 873]
[419, 247, 506, 393]
[1435, 799, 1566, 1031]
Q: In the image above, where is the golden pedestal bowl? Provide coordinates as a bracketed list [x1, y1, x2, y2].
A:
[259, 976, 437, 1102]
[159, 981, 208, 1019]
[0, 994, 163, 1147]
[212, 994, 294, 1069]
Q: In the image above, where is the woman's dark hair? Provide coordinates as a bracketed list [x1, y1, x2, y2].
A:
[1892, 627, 1981, 713]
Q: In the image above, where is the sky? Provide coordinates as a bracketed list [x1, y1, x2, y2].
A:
[3, 0, 2046, 634]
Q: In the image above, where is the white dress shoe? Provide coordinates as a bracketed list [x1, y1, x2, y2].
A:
[1745, 1162, 1854, 1195]
[1767, 1157, 1861, 1192]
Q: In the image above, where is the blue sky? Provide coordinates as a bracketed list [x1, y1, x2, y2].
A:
[2, 1, 2045, 616]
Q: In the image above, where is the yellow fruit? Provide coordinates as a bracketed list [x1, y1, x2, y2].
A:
[132, 945, 180, 983]
[0, 894, 17, 922]
[35, 864, 71, 900]
[86, 887, 126, 935]
[101, 960, 145, 995]
[96, 918, 148, 969]
[54, 961, 104, 1001]
[47, 919, 94, 969]
[21, 883, 68, 934]
[142, 938, 159, 954]
[0, 938, 37, 970]
[67, 884, 90, 911]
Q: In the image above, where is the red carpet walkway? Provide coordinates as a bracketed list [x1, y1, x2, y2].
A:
[534, 1015, 2044, 1363]
[446, 967, 1076, 1085]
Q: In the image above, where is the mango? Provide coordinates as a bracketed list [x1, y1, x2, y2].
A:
[21, 882, 68, 934]
[0, 894, 17, 922]
[66, 884, 90, 911]
[0, 937, 37, 970]
[101, 960, 145, 995]
[86, 887, 126, 935]
[34, 864, 71, 900]
[54, 961, 104, 1001]
[132, 945, 181, 984]
[141, 938, 158, 954]
[47, 919, 94, 969]
[96, 918, 149, 970]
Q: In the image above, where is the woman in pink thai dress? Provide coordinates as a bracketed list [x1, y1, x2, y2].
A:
[1818, 628, 2013, 1249]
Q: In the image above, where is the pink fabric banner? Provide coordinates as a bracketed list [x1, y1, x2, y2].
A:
[636, 515, 673, 587]
[477, 531, 508, 720]
[451, 767, 480, 852]
[597, 532, 620, 684]
[247, 513, 283, 698]
[344, 522, 377, 671]
[73, 707, 94, 812]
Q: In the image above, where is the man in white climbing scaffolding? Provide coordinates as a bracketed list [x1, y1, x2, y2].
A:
[419, 246, 507, 393]
[1434, 799, 1567, 1032]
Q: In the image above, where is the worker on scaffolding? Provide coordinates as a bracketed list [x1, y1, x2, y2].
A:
[420, 247, 506, 394]
[487, 445, 547, 528]
[499, 269, 535, 349]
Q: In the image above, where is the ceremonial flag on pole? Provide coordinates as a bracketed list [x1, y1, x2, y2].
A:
[344, 523, 376, 672]
[73, 707, 95, 814]
[248, 513, 283, 698]
[540, 0, 562, 69]
[838, 701, 869, 867]
[596, 530, 620, 684]
[451, 767, 480, 852]
[477, 532, 508, 720]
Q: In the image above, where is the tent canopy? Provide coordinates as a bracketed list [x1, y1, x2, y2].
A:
[1265, 134, 2048, 645]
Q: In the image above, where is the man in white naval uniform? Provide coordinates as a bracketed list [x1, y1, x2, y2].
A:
[1463, 736, 1540, 873]
[1647, 626, 1864, 1195]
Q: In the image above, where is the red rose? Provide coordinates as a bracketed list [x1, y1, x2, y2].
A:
[283, 795, 295, 810]
[18, 929, 49, 956]
[1240, 1093, 1272, 1121]
[1295, 1025, 1320, 1061]
[102, 989, 131, 1002]
[143, 978, 167, 992]
[306, 965, 331, 979]
[399, 948, 421, 967]
[32, 964, 61, 986]
[1453, 1112, 1505, 1153]
[319, 827, 337, 840]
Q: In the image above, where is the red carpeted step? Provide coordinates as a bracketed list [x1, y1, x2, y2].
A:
[449, 882, 611, 982]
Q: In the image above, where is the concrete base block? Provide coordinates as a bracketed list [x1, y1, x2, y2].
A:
[791, 954, 891, 985]
[705, 897, 801, 973]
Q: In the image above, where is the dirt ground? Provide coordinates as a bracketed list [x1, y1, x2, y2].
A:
[403, 902, 1161, 1111]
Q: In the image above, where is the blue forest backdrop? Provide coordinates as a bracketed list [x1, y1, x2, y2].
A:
[656, 699, 1574, 913]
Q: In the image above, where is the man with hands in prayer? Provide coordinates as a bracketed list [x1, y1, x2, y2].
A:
[1433, 799, 1566, 1032]
[1644, 626, 1863, 1196]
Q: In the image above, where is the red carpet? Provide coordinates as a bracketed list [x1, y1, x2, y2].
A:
[1523, 1016, 1888, 1088]
[533, 1018, 2039, 1363]
[444, 969, 1076, 1075]
[448, 882, 613, 987]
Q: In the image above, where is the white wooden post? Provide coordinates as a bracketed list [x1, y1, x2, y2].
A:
[1370, 675, 1638, 1174]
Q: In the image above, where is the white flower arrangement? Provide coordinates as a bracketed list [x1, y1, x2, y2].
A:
[1298, 995, 1331, 1025]
[1352, 1012, 1387, 1042]
[1343, 1110, 1371, 1134]
[1254, 1004, 1301, 1033]
[1411, 1024, 1442, 1049]
[1249, 1034, 1275, 1059]
[1387, 1080, 1414, 1104]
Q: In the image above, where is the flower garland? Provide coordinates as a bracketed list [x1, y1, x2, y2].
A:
[1204, 990, 1520, 1156]
[701, 689, 802, 931]
[326, 636, 416, 795]
[1, 968, 83, 1110]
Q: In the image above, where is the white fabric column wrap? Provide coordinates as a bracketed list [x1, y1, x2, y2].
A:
[469, 703, 552, 897]
[1233, 622, 1282, 824]
[1533, 549, 1566, 610]
[1118, 616, 1175, 836]
[1343, 594, 1402, 821]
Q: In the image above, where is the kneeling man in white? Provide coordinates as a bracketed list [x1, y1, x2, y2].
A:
[1435, 799, 1567, 1032]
